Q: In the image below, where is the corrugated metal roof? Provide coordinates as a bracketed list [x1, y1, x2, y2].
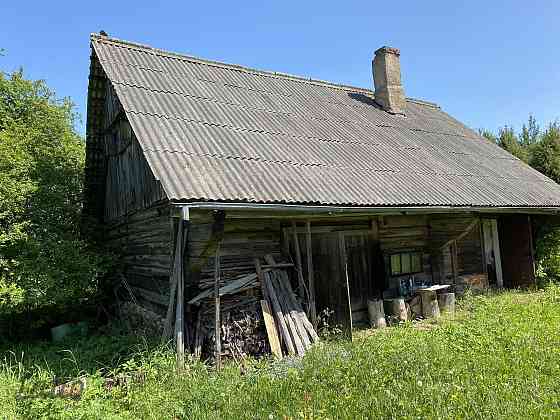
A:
[90, 34, 560, 208]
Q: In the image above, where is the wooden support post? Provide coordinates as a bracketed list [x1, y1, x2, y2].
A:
[339, 232, 354, 338]
[162, 222, 180, 343]
[491, 219, 503, 288]
[174, 208, 187, 372]
[479, 217, 487, 274]
[451, 240, 458, 285]
[193, 313, 202, 359]
[214, 242, 222, 370]
[528, 215, 536, 282]
[291, 221, 307, 300]
[305, 221, 317, 328]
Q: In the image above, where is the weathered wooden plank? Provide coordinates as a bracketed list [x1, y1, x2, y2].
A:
[291, 221, 307, 299]
[214, 243, 222, 370]
[305, 221, 317, 328]
[263, 271, 295, 355]
[261, 300, 282, 358]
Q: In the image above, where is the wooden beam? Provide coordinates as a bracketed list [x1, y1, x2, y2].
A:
[291, 220, 307, 300]
[338, 232, 353, 339]
[260, 300, 282, 358]
[370, 217, 379, 241]
[451, 240, 458, 284]
[162, 218, 180, 343]
[305, 221, 317, 328]
[528, 215, 536, 283]
[479, 217, 487, 274]
[174, 218, 185, 372]
[214, 242, 222, 370]
[491, 219, 503, 288]
[440, 219, 479, 251]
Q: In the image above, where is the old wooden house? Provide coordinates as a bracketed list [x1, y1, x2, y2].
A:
[84, 33, 560, 356]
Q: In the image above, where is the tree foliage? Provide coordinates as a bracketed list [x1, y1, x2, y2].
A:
[529, 122, 560, 184]
[0, 70, 108, 313]
[481, 116, 560, 283]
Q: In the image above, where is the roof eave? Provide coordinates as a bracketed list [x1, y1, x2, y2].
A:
[169, 201, 560, 217]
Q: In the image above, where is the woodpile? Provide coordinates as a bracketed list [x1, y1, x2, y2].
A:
[188, 255, 319, 361]
[199, 303, 270, 360]
[192, 293, 268, 360]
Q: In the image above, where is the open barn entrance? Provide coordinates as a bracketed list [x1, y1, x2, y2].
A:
[289, 214, 536, 341]
[304, 230, 383, 337]
[499, 215, 536, 288]
[482, 219, 503, 287]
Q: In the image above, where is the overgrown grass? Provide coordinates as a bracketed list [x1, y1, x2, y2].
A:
[2, 286, 560, 419]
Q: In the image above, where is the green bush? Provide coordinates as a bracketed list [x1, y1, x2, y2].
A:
[0, 70, 109, 314]
[535, 224, 560, 285]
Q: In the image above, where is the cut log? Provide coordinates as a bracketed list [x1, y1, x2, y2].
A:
[260, 300, 282, 358]
[383, 298, 408, 323]
[408, 295, 422, 319]
[367, 299, 386, 329]
[437, 292, 455, 315]
[419, 290, 440, 319]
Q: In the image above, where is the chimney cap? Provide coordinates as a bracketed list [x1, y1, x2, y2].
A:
[374, 46, 400, 57]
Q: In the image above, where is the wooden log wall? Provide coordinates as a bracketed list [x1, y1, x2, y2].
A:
[106, 205, 173, 316]
[85, 51, 174, 321]
[378, 215, 432, 292]
[83, 52, 108, 225]
[429, 215, 484, 283]
[188, 211, 283, 293]
[103, 119, 167, 222]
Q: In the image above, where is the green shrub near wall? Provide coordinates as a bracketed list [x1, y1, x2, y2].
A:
[0, 70, 110, 319]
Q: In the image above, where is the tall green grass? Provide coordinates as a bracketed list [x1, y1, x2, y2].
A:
[2, 286, 560, 419]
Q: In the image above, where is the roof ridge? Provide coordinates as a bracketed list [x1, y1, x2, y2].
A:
[90, 33, 440, 109]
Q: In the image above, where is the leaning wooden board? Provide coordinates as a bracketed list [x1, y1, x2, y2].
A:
[260, 300, 282, 358]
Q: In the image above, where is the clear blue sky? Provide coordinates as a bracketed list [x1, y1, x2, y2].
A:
[1, 1, 559, 135]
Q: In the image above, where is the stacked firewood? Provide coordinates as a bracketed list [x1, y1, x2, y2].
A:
[188, 255, 319, 360]
[194, 295, 269, 359]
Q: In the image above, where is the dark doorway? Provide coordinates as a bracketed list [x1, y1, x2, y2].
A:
[499, 215, 535, 288]
[312, 232, 353, 338]
[344, 233, 384, 326]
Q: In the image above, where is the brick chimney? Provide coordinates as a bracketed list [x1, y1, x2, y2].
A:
[372, 46, 406, 114]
